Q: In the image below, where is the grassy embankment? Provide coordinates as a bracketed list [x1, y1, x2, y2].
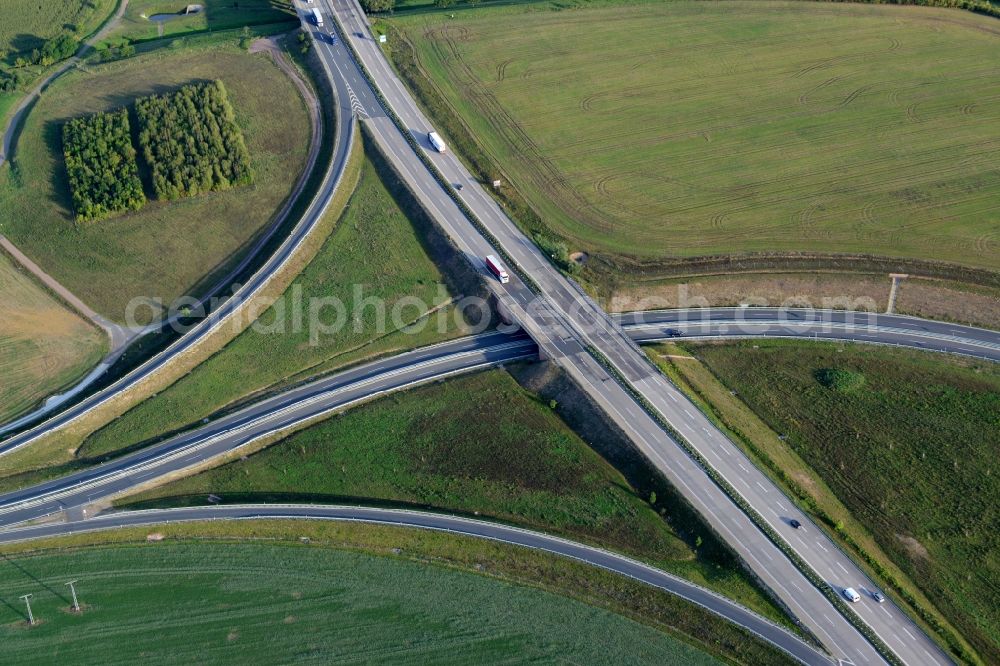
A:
[123, 368, 792, 627]
[0, 521, 799, 665]
[0, 37, 310, 323]
[383, 0, 1000, 293]
[656, 340, 998, 663]
[0, 252, 108, 424]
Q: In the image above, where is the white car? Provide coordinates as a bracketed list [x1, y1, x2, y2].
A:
[842, 587, 861, 603]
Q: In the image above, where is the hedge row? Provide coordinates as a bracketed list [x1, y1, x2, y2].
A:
[136, 80, 252, 201]
[62, 108, 146, 223]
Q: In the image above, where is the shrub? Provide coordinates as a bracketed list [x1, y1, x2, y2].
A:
[814, 368, 866, 393]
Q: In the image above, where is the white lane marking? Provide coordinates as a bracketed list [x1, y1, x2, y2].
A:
[668, 393, 677, 402]
[836, 562, 849, 574]
[816, 541, 829, 552]
[683, 408, 695, 418]
[823, 613, 834, 625]
[902, 627, 915, 640]
[755, 481, 768, 493]
[881, 607, 892, 619]
[738, 463, 749, 472]
[709, 448, 722, 461]
[791, 581, 802, 591]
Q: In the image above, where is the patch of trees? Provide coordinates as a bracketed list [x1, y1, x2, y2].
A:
[12, 34, 79, 68]
[0, 69, 27, 93]
[62, 109, 146, 223]
[135, 80, 253, 201]
[97, 39, 136, 62]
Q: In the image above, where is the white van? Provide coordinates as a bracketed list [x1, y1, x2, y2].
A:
[842, 587, 861, 603]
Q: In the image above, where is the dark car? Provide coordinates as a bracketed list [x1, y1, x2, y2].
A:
[664, 328, 683, 338]
[872, 590, 885, 603]
[789, 519, 802, 529]
[456, 183, 464, 191]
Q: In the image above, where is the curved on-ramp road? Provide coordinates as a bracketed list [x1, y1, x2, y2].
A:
[0, 504, 833, 666]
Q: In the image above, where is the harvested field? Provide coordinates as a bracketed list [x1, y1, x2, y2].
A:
[393, 1, 1000, 271]
[0, 250, 107, 424]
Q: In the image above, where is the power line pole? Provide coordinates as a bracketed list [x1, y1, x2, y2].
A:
[19, 594, 34, 625]
[66, 580, 80, 612]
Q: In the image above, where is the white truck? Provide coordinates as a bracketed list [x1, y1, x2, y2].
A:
[428, 131, 447, 153]
[311, 7, 323, 26]
[485, 255, 509, 284]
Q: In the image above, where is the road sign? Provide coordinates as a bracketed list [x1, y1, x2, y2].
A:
[379, 34, 386, 44]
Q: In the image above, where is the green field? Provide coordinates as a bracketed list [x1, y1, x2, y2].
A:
[0, 251, 107, 425]
[0, 40, 310, 322]
[389, 0, 1000, 273]
[102, 0, 297, 44]
[125, 368, 787, 623]
[0, 536, 725, 664]
[688, 340, 1000, 661]
[0, 0, 117, 66]
[74, 142, 474, 462]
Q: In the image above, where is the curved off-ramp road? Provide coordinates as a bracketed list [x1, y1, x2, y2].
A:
[0, 28, 355, 452]
[0, 28, 328, 438]
[0, 503, 834, 666]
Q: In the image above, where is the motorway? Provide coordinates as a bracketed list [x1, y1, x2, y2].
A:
[0, 504, 832, 666]
[0, 0, 981, 660]
[313, 2, 953, 663]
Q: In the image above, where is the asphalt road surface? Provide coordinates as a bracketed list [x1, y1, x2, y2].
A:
[622, 308, 1000, 362]
[0, 504, 833, 666]
[0, 331, 536, 527]
[313, 3, 952, 663]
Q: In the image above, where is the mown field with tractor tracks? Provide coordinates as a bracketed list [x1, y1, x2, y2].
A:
[388, 0, 1000, 274]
